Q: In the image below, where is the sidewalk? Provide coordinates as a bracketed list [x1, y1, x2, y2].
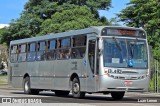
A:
[0, 84, 22, 90]
[0, 84, 11, 89]
[125, 92, 160, 97]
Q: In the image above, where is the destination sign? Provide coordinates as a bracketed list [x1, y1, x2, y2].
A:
[116, 29, 136, 35]
[101, 28, 146, 38]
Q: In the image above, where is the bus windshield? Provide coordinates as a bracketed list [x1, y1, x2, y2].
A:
[103, 38, 148, 68]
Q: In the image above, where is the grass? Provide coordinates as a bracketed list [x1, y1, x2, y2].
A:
[0, 75, 7, 78]
[0, 75, 8, 84]
[0, 80, 7, 84]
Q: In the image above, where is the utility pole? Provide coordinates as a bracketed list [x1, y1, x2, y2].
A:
[154, 0, 160, 93]
[154, 60, 159, 93]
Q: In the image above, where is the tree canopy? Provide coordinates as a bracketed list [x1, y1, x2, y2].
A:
[118, 0, 160, 60]
[0, 0, 111, 45]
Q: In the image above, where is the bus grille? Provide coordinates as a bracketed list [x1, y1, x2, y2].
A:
[110, 75, 145, 80]
[122, 71, 138, 74]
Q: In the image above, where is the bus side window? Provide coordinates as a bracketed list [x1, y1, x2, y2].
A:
[18, 44, 27, 62]
[71, 35, 86, 59]
[57, 37, 71, 60]
[36, 41, 46, 61]
[27, 43, 36, 61]
[10, 45, 18, 63]
[88, 40, 96, 74]
[46, 40, 56, 60]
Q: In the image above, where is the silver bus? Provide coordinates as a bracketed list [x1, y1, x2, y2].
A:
[9, 26, 150, 100]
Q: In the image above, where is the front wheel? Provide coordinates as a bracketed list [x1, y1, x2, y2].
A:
[111, 92, 125, 100]
[23, 77, 39, 95]
[72, 77, 85, 98]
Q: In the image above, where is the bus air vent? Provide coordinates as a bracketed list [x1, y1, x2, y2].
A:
[122, 71, 138, 74]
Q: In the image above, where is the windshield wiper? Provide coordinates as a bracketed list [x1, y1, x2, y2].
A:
[112, 37, 122, 51]
[128, 43, 134, 67]
[129, 44, 134, 58]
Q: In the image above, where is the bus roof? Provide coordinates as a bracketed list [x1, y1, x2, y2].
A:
[10, 26, 145, 45]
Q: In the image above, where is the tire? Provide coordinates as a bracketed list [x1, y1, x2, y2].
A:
[111, 92, 125, 100]
[72, 77, 85, 98]
[23, 77, 39, 95]
[55, 90, 70, 97]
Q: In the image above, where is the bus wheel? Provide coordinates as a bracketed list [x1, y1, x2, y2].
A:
[55, 90, 69, 96]
[23, 77, 39, 95]
[72, 77, 85, 98]
[111, 92, 125, 100]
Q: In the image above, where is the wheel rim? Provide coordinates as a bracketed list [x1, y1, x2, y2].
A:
[73, 83, 79, 94]
[24, 81, 29, 91]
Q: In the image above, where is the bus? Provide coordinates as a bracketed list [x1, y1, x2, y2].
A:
[9, 26, 150, 100]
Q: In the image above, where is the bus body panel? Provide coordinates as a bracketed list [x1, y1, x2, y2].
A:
[53, 60, 70, 90]
[12, 77, 23, 88]
[11, 62, 28, 88]
[33, 61, 54, 89]
[28, 62, 39, 88]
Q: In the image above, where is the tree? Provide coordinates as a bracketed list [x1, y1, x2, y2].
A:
[0, 28, 4, 35]
[0, 28, 4, 39]
[24, 0, 111, 20]
[40, 6, 104, 34]
[117, 0, 160, 60]
[0, 0, 111, 46]
[109, 17, 120, 26]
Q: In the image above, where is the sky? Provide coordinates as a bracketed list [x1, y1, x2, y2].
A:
[99, 0, 130, 25]
[0, 0, 130, 28]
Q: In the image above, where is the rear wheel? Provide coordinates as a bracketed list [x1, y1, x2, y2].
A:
[72, 77, 85, 98]
[55, 90, 70, 96]
[23, 77, 39, 95]
[111, 92, 125, 100]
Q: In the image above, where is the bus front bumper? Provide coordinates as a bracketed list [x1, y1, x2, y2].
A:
[98, 75, 150, 92]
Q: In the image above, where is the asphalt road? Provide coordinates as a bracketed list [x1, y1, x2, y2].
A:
[0, 88, 160, 106]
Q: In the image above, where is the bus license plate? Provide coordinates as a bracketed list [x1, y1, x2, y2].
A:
[124, 81, 133, 85]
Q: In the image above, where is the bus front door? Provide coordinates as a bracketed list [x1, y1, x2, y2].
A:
[86, 37, 98, 92]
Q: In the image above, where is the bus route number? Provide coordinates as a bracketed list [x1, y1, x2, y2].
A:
[108, 69, 122, 74]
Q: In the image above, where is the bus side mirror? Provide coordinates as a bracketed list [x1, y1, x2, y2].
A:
[98, 38, 103, 55]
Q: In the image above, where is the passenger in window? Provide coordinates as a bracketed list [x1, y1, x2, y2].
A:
[76, 49, 81, 58]
[47, 52, 52, 60]
[60, 50, 65, 59]
[57, 40, 61, 48]
[71, 49, 76, 58]
[49, 50, 55, 60]
[18, 46, 21, 53]
[57, 40, 63, 59]
[37, 43, 40, 51]
[65, 49, 71, 59]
